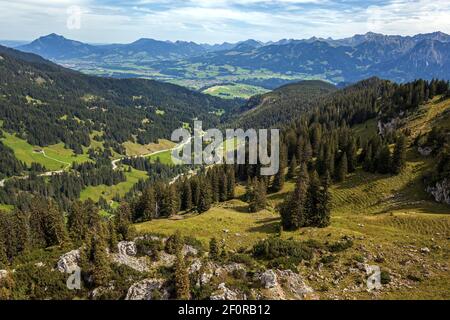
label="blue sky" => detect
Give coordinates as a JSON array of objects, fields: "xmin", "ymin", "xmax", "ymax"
[{"xmin": 0, "ymin": 0, "xmax": 449, "ymax": 43}]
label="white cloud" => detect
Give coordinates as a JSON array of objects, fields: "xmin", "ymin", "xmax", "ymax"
[{"xmin": 0, "ymin": 0, "xmax": 449, "ymax": 43}]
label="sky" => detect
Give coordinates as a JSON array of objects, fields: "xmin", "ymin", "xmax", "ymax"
[{"xmin": 0, "ymin": 0, "xmax": 449, "ymax": 44}]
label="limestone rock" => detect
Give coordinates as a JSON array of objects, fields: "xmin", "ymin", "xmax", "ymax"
[
  {"xmin": 427, "ymin": 179, "xmax": 450, "ymax": 205},
  {"xmin": 117, "ymin": 241, "xmax": 137, "ymax": 256},
  {"xmin": 56, "ymin": 249, "xmax": 80, "ymax": 273},
  {"xmin": 210, "ymin": 283, "xmax": 245, "ymax": 300},
  {"xmin": 126, "ymin": 279, "xmax": 170, "ymax": 300},
  {"xmin": 260, "ymin": 269, "xmax": 277, "ymax": 289},
  {"xmin": 189, "ymin": 258, "xmax": 202, "ymax": 274},
  {"xmin": 111, "ymin": 241, "xmax": 149, "ymax": 272}
]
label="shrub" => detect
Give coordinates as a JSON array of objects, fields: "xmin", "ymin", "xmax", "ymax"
[
  {"xmin": 380, "ymin": 270, "xmax": 391, "ymax": 285},
  {"xmin": 252, "ymin": 238, "xmax": 313, "ymax": 262},
  {"xmin": 135, "ymin": 238, "xmax": 164, "ymax": 259},
  {"xmin": 327, "ymin": 238, "xmax": 353, "ymax": 253}
]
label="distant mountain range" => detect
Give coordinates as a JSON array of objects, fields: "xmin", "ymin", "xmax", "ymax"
[{"xmin": 10, "ymin": 31, "xmax": 450, "ymax": 85}]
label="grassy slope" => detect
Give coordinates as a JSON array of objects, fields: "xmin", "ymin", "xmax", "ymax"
[
  {"xmin": 202, "ymin": 84, "xmax": 270, "ymax": 99},
  {"xmin": 123, "ymin": 139, "xmax": 175, "ymax": 157},
  {"xmin": 79, "ymin": 166, "xmax": 148, "ymax": 202},
  {"xmin": 135, "ymin": 98, "xmax": 450, "ymax": 299},
  {"xmin": 1, "ymin": 132, "xmax": 91, "ymax": 171}
]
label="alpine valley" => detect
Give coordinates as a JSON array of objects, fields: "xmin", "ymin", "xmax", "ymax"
[{"xmin": 0, "ymin": 30, "xmax": 449, "ymax": 301}]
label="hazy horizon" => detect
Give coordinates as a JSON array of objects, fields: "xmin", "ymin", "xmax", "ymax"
[{"xmin": 1, "ymin": 0, "xmax": 449, "ymax": 44}]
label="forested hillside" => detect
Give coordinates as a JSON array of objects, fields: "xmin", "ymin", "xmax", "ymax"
[
  {"xmin": 224, "ymin": 80, "xmax": 337, "ymax": 129},
  {"xmin": 0, "ymin": 45, "xmax": 238, "ymax": 153}
]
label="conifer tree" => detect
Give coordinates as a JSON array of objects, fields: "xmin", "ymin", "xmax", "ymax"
[
  {"xmin": 337, "ymin": 152, "xmax": 348, "ymax": 182},
  {"xmin": 198, "ymin": 178, "xmax": 212, "ymax": 213},
  {"xmin": 181, "ymin": 180, "xmax": 193, "ymax": 211},
  {"xmin": 287, "ymin": 155, "xmax": 297, "ymax": 180},
  {"xmin": 142, "ymin": 187, "xmax": 157, "ymax": 221},
  {"xmin": 68, "ymin": 201, "xmax": 87, "ymax": 244},
  {"xmin": 315, "ymin": 171, "xmax": 331, "ymax": 227},
  {"xmin": 279, "ymin": 163, "xmax": 309, "ymax": 230},
  {"xmin": 376, "ymin": 144, "xmax": 392, "ymax": 174},
  {"xmin": 209, "ymin": 237, "xmax": 220, "ymax": 261},
  {"xmin": 226, "ymin": 167, "xmax": 236, "ymax": 200},
  {"xmin": 174, "ymin": 246, "xmax": 190, "ymax": 300},
  {"xmin": 272, "ymin": 145, "xmax": 287, "ymax": 192},
  {"xmin": 87, "ymin": 226, "xmax": 111, "ymax": 287},
  {"xmin": 115, "ymin": 202, "xmax": 132, "ymax": 241},
  {"xmin": 248, "ymin": 178, "xmax": 267, "ymax": 213},
  {"xmin": 392, "ymin": 134, "xmax": 407, "ymax": 174}
]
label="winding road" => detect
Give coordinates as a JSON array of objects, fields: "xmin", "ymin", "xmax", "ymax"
[{"xmin": 0, "ymin": 136, "xmax": 195, "ymax": 187}]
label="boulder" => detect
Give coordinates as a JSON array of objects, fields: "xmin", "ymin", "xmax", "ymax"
[
  {"xmin": 210, "ymin": 283, "xmax": 245, "ymax": 300},
  {"xmin": 427, "ymin": 179, "xmax": 450, "ymax": 205},
  {"xmin": 112, "ymin": 241, "xmax": 149, "ymax": 272},
  {"xmin": 182, "ymin": 245, "xmax": 198, "ymax": 257},
  {"xmin": 117, "ymin": 241, "xmax": 137, "ymax": 256},
  {"xmin": 277, "ymin": 270, "xmax": 314, "ymax": 299},
  {"xmin": 189, "ymin": 259, "xmax": 202, "ymax": 274},
  {"xmin": 260, "ymin": 269, "xmax": 277, "ymax": 289},
  {"xmin": 126, "ymin": 279, "xmax": 170, "ymax": 300},
  {"xmin": 0, "ymin": 269, "xmax": 8, "ymax": 280},
  {"xmin": 56, "ymin": 249, "xmax": 80, "ymax": 273},
  {"xmin": 418, "ymin": 146, "xmax": 433, "ymax": 156}
]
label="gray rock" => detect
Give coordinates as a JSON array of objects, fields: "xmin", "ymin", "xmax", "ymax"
[
  {"xmin": 126, "ymin": 279, "xmax": 170, "ymax": 300},
  {"xmin": 0, "ymin": 269, "xmax": 8, "ymax": 280},
  {"xmin": 421, "ymin": 247, "xmax": 431, "ymax": 254},
  {"xmin": 189, "ymin": 259, "xmax": 202, "ymax": 274},
  {"xmin": 117, "ymin": 241, "xmax": 137, "ymax": 256},
  {"xmin": 210, "ymin": 283, "xmax": 244, "ymax": 300},
  {"xmin": 260, "ymin": 269, "xmax": 277, "ymax": 289},
  {"xmin": 427, "ymin": 179, "xmax": 450, "ymax": 205},
  {"xmin": 56, "ymin": 249, "xmax": 80, "ymax": 273}
]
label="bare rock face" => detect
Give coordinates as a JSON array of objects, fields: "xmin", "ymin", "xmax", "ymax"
[
  {"xmin": 111, "ymin": 241, "xmax": 149, "ymax": 272},
  {"xmin": 210, "ymin": 283, "xmax": 246, "ymax": 300},
  {"xmin": 427, "ymin": 179, "xmax": 450, "ymax": 204},
  {"xmin": 56, "ymin": 249, "xmax": 80, "ymax": 273},
  {"xmin": 257, "ymin": 269, "xmax": 314, "ymax": 300},
  {"xmin": 260, "ymin": 269, "xmax": 277, "ymax": 289},
  {"xmin": 182, "ymin": 245, "xmax": 198, "ymax": 257},
  {"xmin": 189, "ymin": 259, "xmax": 202, "ymax": 274},
  {"xmin": 117, "ymin": 241, "xmax": 137, "ymax": 256},
  {"xmin": 278, "ymin": 270, "xmax": 314, "ymax": 299},
  {"xmin": 378, "ymin": 119, "xmax": 399, "ymax": 136},
  {"xmin": 0, "ymin": 269, "xmax": 8, "ymax": 280},
  {"xmin": 418, "ymin": 146, "xmax": 433, "ymax": 156},
  {"xmin": 125, "ymin": 279, "xmax": 170, "ymax": 300}
]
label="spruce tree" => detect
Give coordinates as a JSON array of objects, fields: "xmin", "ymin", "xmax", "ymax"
[
  {"xmin": 392, "ymin": 134, "xmax": 407, "ymax": 174},
  {"xmin": 197, "ymin": 178, "xmax": 212, "ymax": 213},
  {"xmin": 376, "ymin": 144, "xmax": 392, "ymax": 174},
  {"xmin": 142, "ymin": 187, "xmax": 157, "ymax": 221},
  {"xmin": 337, "ymin": 152, "xmax": 348, "ymax": 182},
  {"xmin": 287, "ymin": 155, "xmax": 298, "ymax": 180},
  {"xmin": 181, "ymin": 180, "xmax": 193, "ymax": 211},
  {"xmin": 279, "ymin": 163, "xmax": 309, "ymax": 230},
  {"xmin": 315, "ymin": 171, "xmax": 331, "ymax": 228},
  {"xmin": 68, "ymin": 201, "xmax": 87, "ymax": 244},
  {"xmin": 272, "ymin": 144, "xmax": 286, "ymax": 192},
  {"xmin": 226, "ymin": 167, "xmax": 236, "ymax": 200},
  {"xmin": 88, "ymin": 227, "xmax": 111, "ymax": 287},
  {"xmin": 115, "ymin": 202, "xmax": 132, "ymax": 241},
  {"xmin": 209, "ymin": 237, "xmax": 220, "ymax": 260},
  {"xmin": 248, "ymin": 178, "xmax": 267, "ymax": 213},
  {"xmin": 174, "ymin": 246, "xmax": 190, "ymax": 300}
]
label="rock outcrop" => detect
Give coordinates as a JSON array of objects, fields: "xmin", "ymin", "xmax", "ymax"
[
  {"xmin": 56, "ymin": 249, "xmax": 80, "ymax": 273},
  {"xmin": 427, "ymin": 179, "xmax": 450, "ymax": 204},
  {"xmin": 111, "ymin": 241, "xmax": 150, "ymax": 273},
  {"xmin": 125, "ymin": 279, "xmax": 170, "ymax": 300},
  {"xmin": 210, "ymin": 283, "xmax": 246, "ymax": 300}
]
